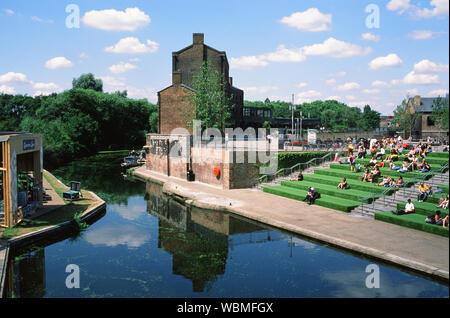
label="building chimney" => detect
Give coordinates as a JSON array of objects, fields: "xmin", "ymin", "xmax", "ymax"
[
  {"xmin": 193, "ymin": 33, "xmax": 204, "ymax": 45},
  {"xmin": 173, "ymin": 71, "xmax": 182, "ymax": 85},
  {"xmin": 228, "ymin": 77, "xmax": 233, "ymax": 86},
  {"xmin": 414, "ymin": 95, "xmax": 421, "ymax": 106}
]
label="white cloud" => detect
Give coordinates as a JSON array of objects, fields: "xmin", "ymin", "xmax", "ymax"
[
  {"xmin": 243, "ymin": 86, "xmax": 279, "ymax": 94},
  {"xmin": 230, "ymin": 55, "xmax": 269, "ymax": 70},
  {"xmin": 45, "ymin": 57, "xmax": 74, "ymax": 69},
  {"xmin": 345, "ymin": 95, "xmax": 357, "ymax": 101},
  {"xmin": 4, "ymin": 9, "xmax": 14, "ymax": 15},
  {"xmin": 295, "ymin": 82, "xmax": 308, "ymax": 88},
  {"xmin": 126, "ymin": 86, "xmax": 157, "ymax": 102},
  {"xmin": 0, "ymin": 72, "xmax": 29, "ymax": 84},
  {"xmin": 32, "ymin": 82, "xmax": 62, "ymax": 91},
  {"xmin": 363, "ymin": 89, "xmax": 381, "ymax": 94},
  {"xmin": 0, "ymin": 85, "xmax": 15, "ymax": 94},
  {"xmin": 408, "ymin": 30, "xmax": 444, "ymax": 39},
  {"xmin": 99, "ymin": 76, "xmax": 126, "ymax": 87},
  {"xmin": 85, "ymin": 224, "xmax": 150, "ymax": 249},
  {"xmin": 302, "ymin": 38, "xmax": 372, "ymax": 58},
  {"xmin": 393, "ymin": 71, "xmax": 440, "ymax": 85},
  {"xmin": 104, "ymin": 37, "xmax": 159, "ymax": 54},
  {"xmin": 361, "ymin": 32, "xmax": 380, "ymax": 42},
  {"xmin": 109, "ymin": 61, "xmax": 138, "ymax": 74},
  {"xmin": 413, "ymin": 59, "xmax": 449, "ymax": 73},
  {"xmin": 325, "ymin": 79, "xmax": 337, "ymax": 85},
  {"xmin": 280, "ymin": 8, "xmax": 332, "ymax": 32},
  {"xmin": 326, "ymin": 95, "xmax": 342, "ymax": 101},
  {"xmin": 386, "ymin": 0, "xmax": 411, "ymax": 13},
  {"xmin": 31, "ymin": 16, "xmax": 53, "ymax": 23},
  {"xmin": 415, "ymin": 0, "xmax": 449, "ymax": 18},
  {"xmin": 372, "ymin": 80, "xmax": 391, "ymax": 88},
  {"xmin": 262, "ymin": 45, "xmax": 306, "ymax": 63},
  {"xmin": 296, "ymin": 90, "xmax": 322, "ymax": 103},
  {"xmin": 369, "ymin": 53, "xmax": 403, "ymax": 70},
  {"xmin": 426, "ymin": 89, "xmax": 449, "ymax": 96},
  {"xmin": 348, "ymin": 100, "xmax": 374, "ymax": 107},
  {"xmin": 82, "ymin": 7, "xmax": 150, "ymax": 31},
  {"xmin": 129, "ymin": 57, "xmax": 141, "ymax": 63},
  {"xmin": 329, "ymin": 71, "xmax": 346, "ymax": 77},
  {"xmin": 334, "ymin": 82, "xmax": 360, "ymax": 91},
  {"xmin": 79, "ymin": 52, "xmax": 88, "ymax": 58}
]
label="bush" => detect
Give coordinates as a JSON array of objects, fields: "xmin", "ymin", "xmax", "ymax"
[{"xmin": 277, "ymin": 151, "xmax": 340, "ymax": 169}]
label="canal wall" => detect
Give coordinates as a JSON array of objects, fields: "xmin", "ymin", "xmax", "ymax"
[{"xmin": 132, "ymin": 166, "xmax": 449, "ymax": 283}]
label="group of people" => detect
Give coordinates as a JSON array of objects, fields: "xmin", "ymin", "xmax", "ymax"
[{"xmin": 394, "ymin": 198, "xmax": 449, "ymax": 229}]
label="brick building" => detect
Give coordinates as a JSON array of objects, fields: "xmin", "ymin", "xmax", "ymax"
[{"xmin": 158, "ymin": 33, "xmax": 244, "ymax": 134}]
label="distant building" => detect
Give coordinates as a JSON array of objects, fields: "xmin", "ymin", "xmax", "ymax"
[{"xmin": 407, "ymin": 94, "xmax": 449, "ymax": 139}]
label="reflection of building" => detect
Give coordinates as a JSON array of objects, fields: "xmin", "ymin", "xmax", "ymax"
[
  {"xmin": 1, "ymin": 133, "xmax": 43, "ymax": 228},
  {"xmin": 6, "ymin": 248, "xmax": 46, "ymax": 298},
  {"xmin": 407, "ymin": 95, "xmax": 449, "ymax": 139},
  {"xmin": 145, "ymin": 182, "xmax": 270, "ymax": 292}
]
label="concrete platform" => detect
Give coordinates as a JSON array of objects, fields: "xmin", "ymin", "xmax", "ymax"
[{"xmin": 133, "ymin": 166, "xmax": 449, "ymax": 283}]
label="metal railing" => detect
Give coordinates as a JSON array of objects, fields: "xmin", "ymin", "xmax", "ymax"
[
  {"xmin": 258, "ymin": 151, "xmax": 342, "ymax": 184},
  {"xmin": 358, "ymin": 162, "xmax": 449, "ymax": 213}
]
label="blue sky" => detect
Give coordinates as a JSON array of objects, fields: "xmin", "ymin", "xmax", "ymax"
[{"xmin": 0, "ymin": 0, "xmax": 448, "ymax": 114}]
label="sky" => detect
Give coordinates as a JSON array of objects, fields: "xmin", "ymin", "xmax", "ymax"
[{"xmin": 0, "ymin": 0, "xmax": 448, "ymax": 115}]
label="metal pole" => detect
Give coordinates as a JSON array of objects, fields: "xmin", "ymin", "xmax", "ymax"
[
  {"xmin": 291, "ymin": 94, "xmax": 294, "ymax": 138},
  {"xmin": 300, "ymin": 111, "xmax": 303, "ymax": 140}
]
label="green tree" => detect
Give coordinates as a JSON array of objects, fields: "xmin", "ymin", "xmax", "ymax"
[
  {"xmin": 430, "ymin": 96, "xmax": 449, "ymax": 140},
  {"xmin": 360, "ymin": 105, "xmax": 380, "ymax": 131},
  {"xmin": 188, "ymin": 60, "xmax": 233, "ymax": 132},
  {"xmin": 72, "ymin": 73, "xmax": 103, "ymax": 92},
  {"xmin": 392, "ymin": 98, "xmax": 420, "ymax": 138}
]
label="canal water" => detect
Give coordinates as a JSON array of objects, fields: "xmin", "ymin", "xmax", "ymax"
[{"xmin": 4, "ymin": 153, "xmax": 449, "ymax": 298}]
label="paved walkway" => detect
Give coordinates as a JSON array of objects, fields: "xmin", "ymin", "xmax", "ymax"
[{"xmin": 133, "ymin": 166, "xmax": 449, "ymax": 282}]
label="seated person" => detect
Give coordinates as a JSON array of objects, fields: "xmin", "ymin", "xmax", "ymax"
[
  {"xmin": 394, "ymin": 199, "xmax": 415, "ymax": 215},
  {"xmin": 369, "ymin": 145, "xmax": 377, "ymax": 157},
  {"xmin": 370, "ymin": 166, "xmax": 381, "ymax": 183},
  {"xmin": 394, "ymin": 176, "xmax": 404, "ymax": 188},
  {"xmin": 424, "ymin": 144, "xmax": 432, "ymax": 155},
  {"xmin": 427, "ymin": 211, "xmax": 443, "ymax": 225},
  {"xmin": 418, "ymin": 161, "xmax": 430, "ymax": 172},
  {"xmin": 386, "ymin": 148, "xmax": 399, "ymax": 161},
  {"xmin": 361, "ymin": 168, "xmax": 371, "ymax": 182},
  {"xmin": 442, "ymin": 215, "xmax": 449, "ymax": 229},
  {"xmin": 368, "ymin": 156, "xmax": 377, "ymax": 167},
  {"xmin": 357, "ymin": 146, "xmax": 366, "ymax": 159},
  {"xmin": 292, "ymin": 171, "xmax": 304, "ymax": 181},
  {"xmin": 387, "ymin": 177, "xmax": 395, "ymax": 187},
  {"xmin": 390, "ymin": 159, "xmax": 400, "ymax": 171},
  {"xmin": 375, "ymin": 147, "xmax": 385, "ymax": 160},
  {"xmin": 399, "ymin": 160, "xmax": 409, "ymax": 173},
  {"xmin": 437, "ymin": 194, "xmax": 449, "ymax": 209},
  {"xmin": 305, "ymin": 187, "xmax": 320, "ymax": 205},
  {"xmin": 377, "ymin": 175, "xmax": 389, "ymax": 187},
  {"xmin": 418, "ymin": 182, "xmax": 431, "ymax": 202},
  {"xmin": 337, "ymin": 177, "xmax": 350, "ymax": 190},
  {"xmin": 378, "ymin": 160, "xmax": 385, "ymax": 168}
]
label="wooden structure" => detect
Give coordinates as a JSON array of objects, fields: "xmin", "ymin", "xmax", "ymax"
[{"xmin": 0, "ymin": 133, "xmax": 43, "ymax": 228}]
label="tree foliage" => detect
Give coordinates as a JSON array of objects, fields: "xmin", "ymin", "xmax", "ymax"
[
  {"xmin": 430, "ymin": 96, "xmax": 449, "ymax": 131},
  {"xmin": 244, "ymin": 99, "xmax": 380, "ymax": 131},
  {"xmin": 392, "ymin": 98, "xmax": 420, "ymax": 138},
  {"xmin": 72, "ymin": 73, "xmax": 103, "ymax": 92},
  {"xmin": 1, "ymin": 74, "xmax": 158, "ymax": 168},
  {"xmin": 188, "ymin": 60, "xmax": 233, "ymax": 132}
]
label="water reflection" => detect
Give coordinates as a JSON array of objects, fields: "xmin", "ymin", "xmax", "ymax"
[{"xmin": 84, "ymin": 224, "xmax": 151, "ymax": 249}]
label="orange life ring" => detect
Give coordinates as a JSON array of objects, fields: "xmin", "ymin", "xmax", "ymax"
[{"xmin": 213, "ymin": 166, "xmax": 221, "ymax": 177}]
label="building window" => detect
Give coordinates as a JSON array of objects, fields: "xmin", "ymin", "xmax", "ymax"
[
  {"xmin": 243, "ymin": 108, "xmax": 250, "ymax": 117},
  {"xmin": 257, "ymin": 109, "xmax": 263, "ymax": 117},
  {"xmin": 426, "ymin": 116, "xmax": 435, "ymax": 126}
]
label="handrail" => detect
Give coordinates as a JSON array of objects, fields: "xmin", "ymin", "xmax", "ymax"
[
  {"xmin": 358, "ymin": 161, "xmax": 449, "ymax": 205},
  {"xmin": 258, "ymin": 150, "xmax": 342, "ymax": 183}
]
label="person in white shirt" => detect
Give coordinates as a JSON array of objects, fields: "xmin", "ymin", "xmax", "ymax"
[{"xmin": 405, "ymin": 199, "xmax": 415, "ymax": 214}]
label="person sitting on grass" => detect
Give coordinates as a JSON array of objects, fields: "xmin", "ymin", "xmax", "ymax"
[
  {"xmin": 305, "ymin": 187, "xmax": 320, "ymax": 205},
  {"xmin": 357, "ymin": 145, "xmax": 366, "ymax": 159},
  {"xmin": 417, "ymin": 159, "xmax": 431, "ymax": 173},
  {"xmin": 361, "ymin": 168, "xmax": 371, "ymax": 182},
  {"xmin": 369, "ymin": 156, "xmax": 377, "ymax": 167},
  {"xmin": 377, "ymin": 175, "xmax": 389, "ymax": 187},
  {"xmin": 337, "ymin": 177, "xmax": 350, "ymax": 190},
  {"xmin": 424, "ymin": 144, "xmax": 433, "ymax": 156},
  {"xmin": 390, "ymin": 159, "xmax": 400, "ymax": 171},
  {"xmin": 370, "ymin": 166, "xmax": 381, "ymax": 183},
  {"xmin": 418, "ymin": 182, "xmax": 431, "ymax": 202},
  {"xmin": 369, "ymin": 145, "xmax": 377, "ymax": 157},
  {"xmin": 442, "ymin": 215, "xmax": 449, "ymax": 229},
  {"xmin": 437, "ymin": 194, "xmax": 449, "ymax": 209},
  {"xmin": 375, "ymin": 147, "xmax": 385, "ymax": 160},
  {"xmin": 395, "ymin": 176, "xmax": 404, "ymax": 188},
  {"xmin": 394, "ymin": 199, "xmax": 415, "ymax": 215},
  {"xmin": 426, "ymin": 211, "xmax": 443, "ymax": 225},
  {"xmin": 387, "ymin": 177, "xmax": 395, "ymax": 187},
  {"xmin": 378, "ymin": 159, "xmax": 385, "ymax": 168},
  {"xmin": 399, "ymin": 160, "xmax": 409, "ymax": 173},
  {"xmin": 292, "ymin": 170, "xmax": 303, "ymax": 181}
]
